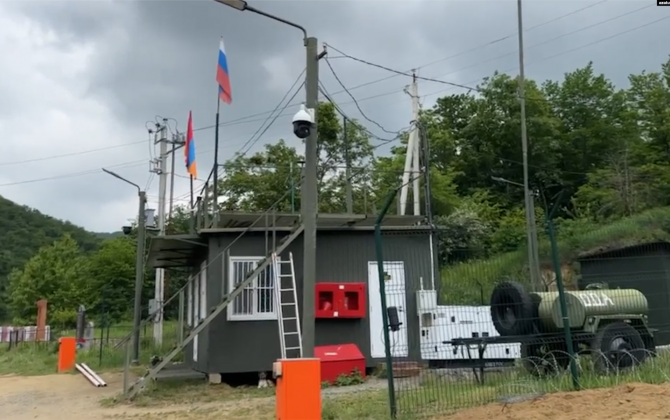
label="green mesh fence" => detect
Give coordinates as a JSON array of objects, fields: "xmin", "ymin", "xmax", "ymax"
[{"xmin": 374, "ymin": 188, "xmax": 670, "ymax": 419}]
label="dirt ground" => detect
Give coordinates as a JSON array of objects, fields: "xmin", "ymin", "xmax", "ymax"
[
  {"xmin": 3, "ymin": 373, "xmax": 670, "ymax": 420},
  {"xmin": 439, "ymin": 382, "xmax": 670, "ymax": 420},
  {"xmin": 0, "ymin": 372, "xmax": 276, "ymax": 420}
]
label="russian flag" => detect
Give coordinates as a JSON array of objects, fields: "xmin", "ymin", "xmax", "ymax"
[
  {"xmin": 216, "ymin": 39, "xmax": 232, "ymax": 105},
  {"xmin": 185, "ymin": 111, "xmax": 197, "ymax": 178}
]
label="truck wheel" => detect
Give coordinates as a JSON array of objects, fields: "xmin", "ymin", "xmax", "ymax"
[
  {"xmin": 591, "ymin": 322, "xmax": 647, "ymax": 374},
  {"xmin": 490, "ymin": 281, "xmax": 535, "ymax": 336},
  {"xmin": 521, "ymin": 342, "xmax": 570, "ymax": 376}
]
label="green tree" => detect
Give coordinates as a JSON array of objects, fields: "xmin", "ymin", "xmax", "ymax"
[
  {"xmin": 216, "ymin": 101, "xmax": 374, "ymax": 213},
  {"xmin": 0, "ymin": 196, "xmax": 101, "ymax": 320},
  {"xmin": 627, "ymin": 57, "xmax": 670, "ymax": 163},
  {"xmin": 84, "ymin": 236, "xmax": 137, "ymax": 322},
  {"xmin": 8, "ymin": 234, "xmax": 87, "ymax": 327}
]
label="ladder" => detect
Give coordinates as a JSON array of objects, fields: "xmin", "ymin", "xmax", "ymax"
[{"xmin": 273, "ymin": 252, "xmax": 303, "ymax": 359}]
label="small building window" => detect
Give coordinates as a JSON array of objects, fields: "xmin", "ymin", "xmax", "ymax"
[{"xmin": 227, "ymin": 256, "xmax": 277, "ymax": 321}]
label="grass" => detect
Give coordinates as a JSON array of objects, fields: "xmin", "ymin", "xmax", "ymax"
[
  {"xmin": 441, "ymin": 207, "xmax": 670, "ymax": 305},
  {"xmin": 0, "ymin": 321, "xmax": 183, "ymax": 376},
  {"xmin": 94, "ymin": 349, "xmax": 670, "ymax": 420}
]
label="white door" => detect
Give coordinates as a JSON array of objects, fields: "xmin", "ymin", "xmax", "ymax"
[{"xmin": 368, "ymin": 261, "xmax": 409, "ymax": 358}]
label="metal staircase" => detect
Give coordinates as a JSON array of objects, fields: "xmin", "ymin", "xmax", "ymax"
[
  {"xmin": 272, "ymin": 252, "xmax": 303, "ymax": 359},
  {"xmin": 125, "ymin": 223, "xmax": 305, "ymax": 399}
]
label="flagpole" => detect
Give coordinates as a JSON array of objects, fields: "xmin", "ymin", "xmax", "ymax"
[
  {"xmin": 213, "ymin": 98, "xmax": 220, "ymax": 225},
  {"xmin": 189, "ymin": 174, "xmax": 195, "ymax": 209}
]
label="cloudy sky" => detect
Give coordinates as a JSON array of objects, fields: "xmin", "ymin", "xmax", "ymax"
[{"xmin": 0, "ymin": 0, "xmax": 666, "ymax": 232}]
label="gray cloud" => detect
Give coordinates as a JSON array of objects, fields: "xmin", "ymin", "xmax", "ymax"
[{"xmin": 0, "ymin": 0, "xmax": 666, "ymax": 231}]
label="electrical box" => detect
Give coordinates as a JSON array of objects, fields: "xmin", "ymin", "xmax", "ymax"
[
  {"xmin": 315, "ymin": 283, "xmax": 366, "ymax": 319},
  {"xmin": 416, "ymin": 290, "xmax": 438, "ymax": 314}
]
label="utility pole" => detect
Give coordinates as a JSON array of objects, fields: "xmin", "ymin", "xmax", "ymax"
[
  {"xmin": 102, "ymin": 168, "xmax": 146, "ymax": 365},
  {"xmin": 399, "ymin": 73, "xmax": 421, "ymax": 216},
  {"xmin": 151, "ymin": 120, "xmax": 169, "ymax": 345},
  {"xmin": 410, "ymin": 73, "xmax": 421, "ymax": 216},
  {"xmin": 168, "ymin": 132, "xmax": 186, "ymax": 223},
  {"xmin": 517, "ymin": 0, "xmax": 542, "ymax": 292},
  {"xmin": 343, "ymin": 116, "xmax": 353, "ymax": 213},
  {"xmin": 133, "ymin": 191, "xmax": 147, "ymax": 364},
  {"xmin": 302, "ymin": 36, "xmax": 320, "ymax": 358}
]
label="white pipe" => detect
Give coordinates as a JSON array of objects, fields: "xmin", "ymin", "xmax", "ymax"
[
  {"xmin": 81, "ymin": 363, "xmax": 107, "ymax": 387},
  {"xmin": 76, "ymin": 363, "xmax": 102, "ymax": 387}
]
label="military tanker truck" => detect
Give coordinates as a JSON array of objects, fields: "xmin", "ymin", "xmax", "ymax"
[{"xmin": 489, "ymin": 281, "xmax": 655, "ymax": 375}]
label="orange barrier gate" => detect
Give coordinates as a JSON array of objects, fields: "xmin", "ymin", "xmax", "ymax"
[
  {"xmin": 274, "ymin": 358, "xmax": 321, "ymax": 420},
  {"xmin": 58, "ymin": 337, "xmax": 77, "ymax": 373}
]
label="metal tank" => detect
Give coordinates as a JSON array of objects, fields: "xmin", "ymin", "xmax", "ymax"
[{"xmin": 532, "ymin": 289, "xmax": 648, "ymax": 331}]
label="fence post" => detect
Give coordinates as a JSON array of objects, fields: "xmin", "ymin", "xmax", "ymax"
[
  {"xmin": 374, "ymin": 189, "xmax": 399, "ymax": 419},
  {"xmin": 545, "ymin": 195, "xmax": 580, "ymax": 389}
]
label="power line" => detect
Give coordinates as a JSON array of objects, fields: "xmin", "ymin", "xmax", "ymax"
[
  {"xmin": 236, "ymin": 68, "xmax": 306, "ymax": 157},
  {"xmin": 189, "ymin": 2, "xmax": 612, "ymax": 137},
  {"xmin": 0, "ymin": 159, "xmax": 148, "ymax": 187},
  {"xmin": 3, "ymin": 1, "xmax": 614, "ymax": 170},
  {"xmin": 413, "ymin": 13, "xmax": 670, "ymax": 102},
  {"xmin": 7, "ymin": 9, "xmax": 663, "ymax": 191},
  {"xmin": 323, "ymin": 58, "xmax": 401, "ymax": 135},
  {"xmin": 215, "ymin": 3, "xmax": 658, "ymax": 132},
  {"xmin": 421, "ymin": 2, "xmax": 654, "ymax": 84},
  {"xmin": 0, "ymin": 140, "xmax": 147, "ymax": 167},
  {"xmin": 318, "ymin": 82, "xmax": 407, "ymax": 148},
  {"xmin": 324, "ymin": 3, "xmax": 654, "ymax": 96}
]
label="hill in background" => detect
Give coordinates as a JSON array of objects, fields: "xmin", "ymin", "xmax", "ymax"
[
  {"xmin": 94, "ymin": 231, "xmax": 124, "ymax": 239},
  {"xmin": 0, "ymin": 195, "xmax": 106, "ymax": 319}
]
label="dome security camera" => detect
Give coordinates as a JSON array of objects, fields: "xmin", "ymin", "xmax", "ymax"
[
  {"xmin": 292, "ymin": 104, "xmax": 315, "ymax": 139},
  {"xmin": 122, "ymin": 226, "xmax": 132, "ymax": 235}
]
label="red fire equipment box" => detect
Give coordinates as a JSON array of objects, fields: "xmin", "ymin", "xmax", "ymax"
[
  {"xmin": 315, "ymin": 283, "xmax": 366, "ymax": 318},
  {"xmin": 315, "ymin": 344, "xmax": 366, "ymax": 384}
]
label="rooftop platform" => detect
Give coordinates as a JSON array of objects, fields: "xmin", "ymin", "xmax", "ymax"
[
  {"xmin": 199, "ymin": 212, "xmax": 426, "ymax": 233},
  {"xmin": 147, "ymin": 234, "xmax": 207, "ymax": 269}
]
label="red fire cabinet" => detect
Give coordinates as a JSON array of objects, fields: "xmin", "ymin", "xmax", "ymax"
[
  {"xmin": 315, "ymin": 343, "xmax": 366, "ymax": 384},
  {"xmin": 315, "ymin": 283, "xmax": 366, "ymax": 318}
]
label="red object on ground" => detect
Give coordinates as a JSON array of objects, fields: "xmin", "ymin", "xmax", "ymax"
[{"xmin": 315, "ymin": 344, "xmax": 366, "ymax": 384}]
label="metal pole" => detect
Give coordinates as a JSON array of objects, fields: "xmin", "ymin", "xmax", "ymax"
[
  {"xmin": 301, "ymin": 36, "xmax": 319, "ymax": 358},
  {"xmin": 213, "ymin": 104, "xmax": 221, "ymax": 227},
  {"xmin": 132, "ymin": 191, "xmax": 147, "ymax": 364},
  {"xmin": 290, "ymin": 161, "xmax": 296, "ymax": 212},
  {"xmin": 410, "ymin": 74, "xmax": 421, "ymax": 216},
  {"xmin": 516, "ymin": 0, "xmax": 540, "ymax": 292},
  {"xmin": 154, "ymin": 123, "xmax": 168, "ymax": 345},
  {"xmin": 168, "ymin": 137, "xmax": 177, "ymax": 225},
  {"xmin": 344, "ymin": 117, "xmax": 353, "ymax": 213}
]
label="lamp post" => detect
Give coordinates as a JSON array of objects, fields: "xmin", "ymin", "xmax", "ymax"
[
  {"xmin": 514, "ymin": 0, "xmax": 542, "ymax": 292},
  {"xmin": 212, "ymin": 0, "xmax": 319, "ymax": 358},
  {"xmin": 491, "ymin": 176, "xmax": 542, "ymax": 291},
  {"xmin": 103, "ymin": 168, "xmax": 147, "ymax": 364}
]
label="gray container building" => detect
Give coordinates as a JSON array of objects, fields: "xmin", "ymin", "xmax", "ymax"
[{"xmin": 147, "ymin": 212, "xmax": 435, "ymax": 377}]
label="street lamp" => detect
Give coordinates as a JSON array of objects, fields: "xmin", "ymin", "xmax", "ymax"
[
  {"xmin": 491, "ymin": 176, "xmax": 542, "ymax": 291},
  {"xmin": 211, "ymin": 0, "xmax": 319, "ymax": 358},
  {"xmin": 103, "ymin": 168, "xmax": 147, "ymax": 364}
]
